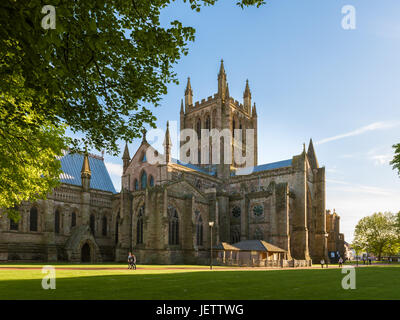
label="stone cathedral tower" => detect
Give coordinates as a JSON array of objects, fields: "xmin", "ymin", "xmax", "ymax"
[{"xmin": 180, "ymin": 60, "xmax": 258, "ymax": 180}]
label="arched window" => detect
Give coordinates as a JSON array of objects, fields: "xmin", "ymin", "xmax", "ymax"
[
  {"xmin": 29, "ymin": 207, "xmax": 38, "ymax": 232},
  {"xmin": 141, "ymin": 171, "xmax": 147, "ymax": 189},
  {"xmin": 54, "ymin": 209, "xmax": 60, "ymax": 234},
  {"xmin": 168, "ymin": 206, "xmax": 179, "ymax": 245},
  {"xmin": 196, "ymin": 119, "xmax": 201, "ymax": 139},
  {"xmin": 149, "ymin": 175, "xmax": 154, "ymax": 187},
  {"xmin": 137, "ymin": 206, "xmax": 144, "ymax": 244},
  {"xmin": 90, "ymin": 214, "xmax": 95, "ymax": 235},
  {"xmin": 196, "ymin": 215, "xmax": 203, "ymax": 246},
  {"xmin": 71, "ymin": 212, "xmax": 76, "ymax": 228},
  {"xmin": 134, "ymin": 179, "xmax": 139, "ymax": 191},
  {"xmin": 205, "ymin": 116, "xmax": 210, "ymax": 130},
  {"xmin": 141, "ymin": 152, "xmax": 147, "ymax": 163},
  {"xmin": 102, "ymin": 216, "xmax": 108, "ymax": 236},
  {"xmin": 231, "ymin": 229, "xmax": 240, "ymax": 244}
]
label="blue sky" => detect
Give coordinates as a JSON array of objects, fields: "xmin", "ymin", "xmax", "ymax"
[{"xmin": 92, "ymin": 0, "xmax": 400, "ymax": 243}]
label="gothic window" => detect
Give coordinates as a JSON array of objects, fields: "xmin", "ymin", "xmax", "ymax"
[
  {"xmin": 196, "ymin": 119, "xmax": 201, "ymax": 140},
  {"xmin": 137, "ymin": 206, "xmax": 144, "ymax": 244},
  {"xmin": 90, "ymin": 214, "xmax": 95, "ymax": 235},
  {"xmin": 71, "ymin": 211, "xmax": 76, "ymax": 228},
  {"xmin": 232, "ymin": 206, "xmax": 241, "ymax": 218},
  {"xmin": 29, "ymin": 207, "xmax": 38, "ymax": 232},
  {"xmin": 141, "ymin": 152, "xmax": 147, "ymax": 162},
  {"xmin": 149, "ymin": 175, "xmax": 154, "ymax": 187},
  {"xmin": 134, "ymin": 179, "xmax": 139, "ymax": 191},
  {"xmin": 168, "ymin": 206, "xmax": 179, "ymax": 245},
  {"xmin": 102, "ymin": 216, "xmax": 107, "ymax": 236},
  {"xmin": 54, "ymin": 209, "xmax": 60, "ymax": 234},
  {"xmin": 205, "ymin": 116, "xmax": 210, "ymax": 130},
  {"xmin": 231, "ymin": 229, "xmax": 240, "ymax": 244},
  {"xmin": 254, "ymin": 228, "xmax": 263, "ymax": 240},
  {"xmin": 253, "ymin": 204, "xmax": 264, "ymax": 217},
  {"xmin": 196, "ymin": 215, "xmax": 204, "ymax": 246},
  {"xmin": 140, "ymin": 171, "xmax": 147, "ymax": 189}
]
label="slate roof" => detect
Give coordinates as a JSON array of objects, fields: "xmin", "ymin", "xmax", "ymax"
[
  {"xmin": 214, "ymin": 242, "xmax": 240, "ymax": 251},
  {"xmin": 233, "ymin": 159, "xmax": 292, "ymax": 176},
  {"xmin": 59, "ymin": 153, "xmax": 116, "ymax": 193},
  {"xmin": 232, "ymin": 240, "xmax": 286, "ymax": 253},
  {"xmin": 172, "ymin": 158, "xmax": 217, "ymax": 176}
]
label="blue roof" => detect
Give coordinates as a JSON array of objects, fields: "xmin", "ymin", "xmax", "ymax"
[
  {"xmin": 172, "ymin": 159, "xmax": 216, "ymax": 176},
  {"xmin": 233, "ymin": 159, "xmax": 292, "ymax": 176},
  {"xmin": 59, "ymin": 153, "xmax": 116, "ymax": 193}
]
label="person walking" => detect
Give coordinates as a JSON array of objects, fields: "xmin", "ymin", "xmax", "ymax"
[
  {"xmin": 338, "ymin": 257, "xmax": 343, "ymax": 268},
  {"xmin": 320, "ymin": 259, "xmax": 325, "ymax": 268},
  {"xmin": 128, "ymin": 252, "xmax": 134, "ymax": 269},
  {"xmin": 131, "ymin": 252, "xmax": 137, "ymax": 270}
]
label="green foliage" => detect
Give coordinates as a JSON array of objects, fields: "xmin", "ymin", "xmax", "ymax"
[
  {"xmin": 391, "ymin": 143, "xmax": 400, "ymax": 177},
  {"xmin": 0, "ymin": 0, "xmax": 265, "ymax": 156},
  {"xmin": 0, "ymin": 71, "xmax": 68, "ymax": 211},
  {"xmin": 0, "ymin": 0, "xmax": 264, "ymax": 211},
  {"xmin": 353, "ymin": 212, "xmax": 399, "ymax": 260}
]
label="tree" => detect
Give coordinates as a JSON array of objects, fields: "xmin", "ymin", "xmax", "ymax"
[
  {"xmin": 353, "ymin": 212, "xmax": 398, "ymax": 260},
  {"xmin": 0, "ymin": 0, "xmax": 265, "ymax": 211},
  {"xmin": 391, "ymin": 143, "xmax": 400, "ymax": 177}
]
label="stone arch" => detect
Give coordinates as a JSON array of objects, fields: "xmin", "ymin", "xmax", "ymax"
[{"xmin": 167, "ymin": 205, "xmax": 180, "ymax": 246}]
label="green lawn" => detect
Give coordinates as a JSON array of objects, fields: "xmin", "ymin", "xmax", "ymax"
[{"xmin": 0, "ymin": 264, "xmax": 399, "ymax": 300}]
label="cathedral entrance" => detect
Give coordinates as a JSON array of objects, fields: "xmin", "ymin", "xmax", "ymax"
[{"xmin": 81, "ymin": 243, "xmax": 91, "ymax": 262}]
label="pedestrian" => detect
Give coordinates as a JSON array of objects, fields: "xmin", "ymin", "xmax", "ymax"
[
  {"xmin": 128, "ymin": 251, "xmax": 134, "ymax": 269},
  {"xmin": 338, "ymin": 257, "xmax": 343, "ymax": 268},
  {"xmin": 131, "ymin": 252, "xmax": 137, "ymax": 270},
  {"xmin": 326, "ymin": 260, "xmax": 329, "ymax": 268},
  {"xmin": 320, "ymin": 259, "xmax": 325, "ymax": 268}
]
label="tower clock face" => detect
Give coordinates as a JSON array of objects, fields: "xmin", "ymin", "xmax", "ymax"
[{"xmin": 232, "ymin": 206, "xmax": 241, "ymax": 218}]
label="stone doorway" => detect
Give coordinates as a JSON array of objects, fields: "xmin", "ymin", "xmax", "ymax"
[{"xmin": 81, "ymin": 243, "xmax": 91, "ymax": 262}]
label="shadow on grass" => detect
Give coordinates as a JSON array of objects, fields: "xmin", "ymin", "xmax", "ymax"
[{"xmin": 0, "ymin": 267, "xmax": 399, "ymax": 300}]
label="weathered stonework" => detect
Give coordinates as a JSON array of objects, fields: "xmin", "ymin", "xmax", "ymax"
[{"xmin": 0, "ymin": 61, "xmax": 344, "ymax": 265}]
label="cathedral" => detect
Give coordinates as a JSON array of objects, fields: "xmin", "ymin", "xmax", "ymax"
[{"xmin": 0, "ymin": 61, "xmax": 343, "ymax": 265}]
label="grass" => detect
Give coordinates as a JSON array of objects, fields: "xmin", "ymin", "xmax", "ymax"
[{"xmin": 0, "ymin": 263, "xmax": 399, "ymax": 300}]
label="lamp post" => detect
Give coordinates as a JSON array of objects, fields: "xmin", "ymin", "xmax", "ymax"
[{"xmin": 209, "ymin": 221, "xmax": 214, "ymax": 270}]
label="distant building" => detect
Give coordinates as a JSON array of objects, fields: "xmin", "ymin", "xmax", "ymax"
[{"xmin": 326, "ymin": 209, "xmax": 345, "ymax": 262}]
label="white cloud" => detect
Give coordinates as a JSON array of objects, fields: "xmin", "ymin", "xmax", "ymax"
[
  {"xmin": 316, "ymin": 121, "xmax": 400, "ymax": 145},
  {"xmin": 327, "ymin": 179, "xmax": 394, "ymax": 196},
  {"xmin": 105, "ymin": 161, "xmax": 123, "ymax": 177}
]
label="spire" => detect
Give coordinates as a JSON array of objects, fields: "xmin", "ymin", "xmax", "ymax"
[
  {"xmin": 244, "ymin": 79, "xmax": 251, "ymax": 98},
  {"xmin": 252, "ymin": 103, "xmax": 257, "ymax": 117},
  {"xmin": 122, "ymin": 141, "xmax": 130, "ymax": 160},
  {"xmin": 163, "ymin": 121, "xmax": 172, "ymax": 163},
  {"xmin": 225, "ymin": 82, "xmax": 230, "ymax": 100},
  {"xmin": 81, "ymin": 149, "xmax": 91, "ymax": 177},
  {"xmin": 307, "ymin": 138, "xmax": 319, "ymax": 169},
  {"xmin": 81, "ymin": 149, "xmax": 91, "ymax": 191},
  {"xmin": 218, "ymin": 59, "xmax": 226, "ymax": 77},
  {"xmin": 244, "ymin": 79, "xmax": 252, "ymax": 112},
  {"xmin": 218, "ymin": 59, "xmax": 227, "ymax": 99},
  {"xmin": 180, "ymin": 99, "xmax": 184, "ymax": 114},
  {"xmin": 185, "ymin": 77, "xmax": 192, "ymax": 95},
  {"xmin": 142, "ymin": 128, "xmax": 147, "ymax": 142},
  {"xmin": 122, "ymin": 141, "xmax": 130, "ymax": 173},
  {"xmin": 184, "ymin": 77, "xmax": 193, "ymax": 107}
]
